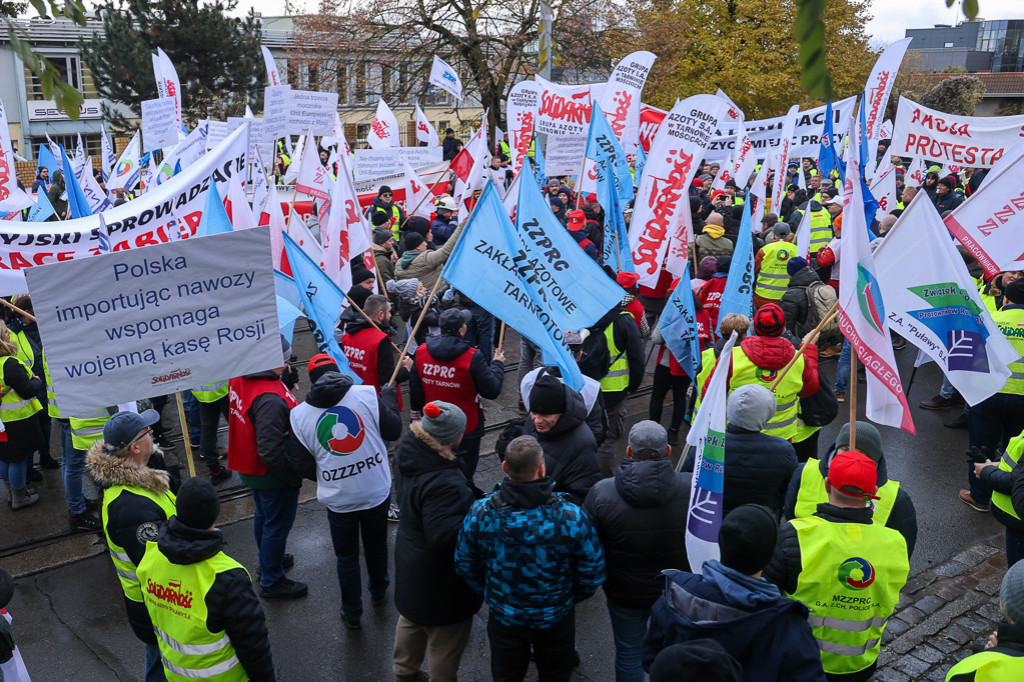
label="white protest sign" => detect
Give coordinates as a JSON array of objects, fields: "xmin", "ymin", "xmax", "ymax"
[
  {"xmin": 288, "ymin": 90, "xmax": 338, "ymax": 136},
  {"xmin": 141, "ymin": 97, "xmax": 180, "ymax": 152},
  {"xmin": 535, "ymin": 76, "xmax": 604, "ymax": 137},
  {"xmin": 263, "ymin": 85, "xmax": 291, "ymax": 139},
  {"xmin": 507, "ymin": 81, "xmax": 539, "ymax": 175},
  {"xmin": 545, "ymin": 135, "xmax": 588, "ymax": 176},
  {"xmin": 890, "ymin": 96, "xmax": 1024, "ymax": 168},
  {"xmin": 27, "ymin": 226, "xmax": 280, "ymax": 414},
  {"xmin": 597, "ymin": 51, "xmax": 656, "ymax": 160},
  {"xmin": 0, "ymin": 124, "xmax": 250, "ymax": 295},
  {"xmin": 353, "ymin": 147, "xmax": 442, "ymax": 181}
]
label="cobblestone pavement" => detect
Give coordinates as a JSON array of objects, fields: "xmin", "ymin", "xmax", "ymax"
[{"xmin": 875, "ymin": 533, "xmax": 1008, "ymax": 681}]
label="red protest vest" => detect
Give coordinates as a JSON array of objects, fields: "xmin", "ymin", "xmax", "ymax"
[
  {"xmin": 342, "ymin": 326, "xmax": 403, "ymax": 410},
  {"xmin": 415, "ymin": 344, "xmax": 480, "ymax": 432},
  {"xmin": 699, "ymin": 277, "xmax": 728, "ymax": 330},
  {"xmin": 227, "ymin": 376, "xmax": 299, "ymax": 476}
]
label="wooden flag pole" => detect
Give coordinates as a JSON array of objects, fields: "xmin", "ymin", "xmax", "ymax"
[
  {"xmin": 344, "ymin": 291, "xmax": 403, "ymax": 354},
  {"xmin": 0, "ymin": 299, "xmax": 35, "ymax": 322},
  {"xmin": 848, "ymin": 354, "xmax": 858, "ymax": 452},
  {"xmin": 397, "ymin": 171, "xmax": 452, "ymax": 232},
  {"xmin": 769, "ymin": 302, "xmax": 840, "ymax": 391},
  {"xmin": 497, "ymin": 321, "xmax": 507, "ymax": 351},
  {"xmin": 387, "ymin": 276, "xmax": 444, "ymax": 387},
  {"xmin": 173, "ymin": 392, "xmax": 197, "ymax": 478}
]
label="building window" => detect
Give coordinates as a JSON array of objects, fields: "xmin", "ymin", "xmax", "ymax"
[
  {"xmin": 423, "ymin": 85, "xmax": 452, "ymax": 107},
  {"xmin": 337, "ymin": 63, "xmax": 348, "ymax": 105},
  {"xmin": 26, "ymin": 54, "xmax": 82, "ymax": 99},
  {"xmin": 354, "ymin": 62, "xmax": 367, "ymax": 104},
  {"xmin": 944, "ymin": 42, "xmax": 954, "ymax": 48},
  {"xmin": 32, "ymin": 134, "xmax": 101, "ymax": 159},
  {"xmin": 356, "ymin": 123, "xmax": 370, "ymax": 148}
]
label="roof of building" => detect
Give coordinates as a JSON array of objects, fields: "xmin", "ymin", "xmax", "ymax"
[{"xmin": 918, "ymin": 71, "xmax": 1024, "ymax": 96}]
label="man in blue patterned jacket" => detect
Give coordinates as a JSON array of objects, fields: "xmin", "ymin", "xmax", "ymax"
[{"xmin": 455, "ymin": 434, "xmax": 605, "ymax": 682}]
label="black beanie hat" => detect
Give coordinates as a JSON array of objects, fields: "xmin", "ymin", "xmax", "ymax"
[
  {"xmin": 347, "ymin": 284, "xmax": 372, "ymax": 309},
  {"xmin": 176, "ymin": 478, "xmax": 220, "ymax": 530},
  {"xmin": 371, "ymin": 211, "xmax": 391, "ymax": 227},
  {"xmin": 405, "ymin": 216, "xmax": 431, "ymax": 236},
  {"xmin": 718, "ymin": 504, "xmax": 778, "ymax": 575},
  {"xmin": 1005, "ymin": 279, "xmax": 1024, "ymax": 305},
  {"xmin": 528, "ymin": 373, "xmax": 567, "ymax": 415},
  {"xmin": 404, "ymin": 232, "xmax": 425, "ymax": 250},
  {"xmin": 372, "ymin": 227, "xmax": 393, "ymax": 245},
  {"xmin": 377, "ymin": 185, "xmax": 393, "ymax": 196},
  {"xmin": 351, "ymin": 264, "xmax": 374, "ymax": 285},
  {"xmin": 715, "ymin": 255, "xmax": 732, "ymax": 274},
  {"xmin": 938, "ymin": 177, "xmax": 955, "ymax": 189},
  {"xmin": 649, "ymin": 640, "xmax": 742, "ymax": 682}
]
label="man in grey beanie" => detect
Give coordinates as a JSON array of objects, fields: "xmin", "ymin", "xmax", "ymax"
[
  {"xmin": 682, "ymin": 384, "xmax": 797, "ymax": 518},
  {"xmin": 946, "ymin": 560, "xmax": 1024, "ymax": 678},
  {"xmin": 391, "ymin": 401, "xmax": 483, "ymax": 682}
]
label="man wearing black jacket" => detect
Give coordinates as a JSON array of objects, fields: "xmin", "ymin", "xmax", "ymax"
[
  {"xmin": 592, "ymin": 304, "xmax": 645, "ymax": 478},
  {"xmin": 136, "ymin": 478, "xmax": 274, "ymax": 681},
  {"xmin": 392, "ymin": 401, "xmax": 483, "ymax": 682},
  {"xmin": 410, "ymin": 309, "xmax": 505, "ymax": 480},
  {"xmin": 584, "ymin": 421, "xmax": 690, "ymax": 682}
]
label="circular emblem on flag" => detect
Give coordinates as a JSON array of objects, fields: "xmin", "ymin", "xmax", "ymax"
[
  {"xmin": 856, "ymin": 264, "xmax": 886, "ymax": 335},
  {"xmin": 315, "ymin": 406, "xmax": 365, "ymax": 456},
  {"xmin": 115, "ymin": 161, "xmax": 131, "ymax": 178},
  {"xmin": 837, "ymin": 557, "xmax": 876, "ymax": 590}
]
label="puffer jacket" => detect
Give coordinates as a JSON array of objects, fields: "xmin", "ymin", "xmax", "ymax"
[
  {"xmin": 393, "ymin": 421, "xmax": 483, "ymax": 626},
  {"xmin": 682, "ymin": 424, "xmax": 798, "ymax": 518},
  {"xmin": 710, "ymin": 335, "xmax": 819, "ymax": 398},
  {"xmin": 521, "ymin": 382, "xmax": 601, "ymax": 505},
  {"xmin": 395, "ymin": 221, "xmax": 466, "ymax": 291},
  {"xmin": 644, "ymin": 562, "xmax": 826, "ymax": 681},
  {"xmin": 784, "ymin": 448, "xmax": 919, "ymax": 556},
  {"xmin": 583, "ymin": 457, "xmax": 691, "ymax": 608},
  {"xmin": 86, "ymin": 443, "xmax": 176, "ymax": 644},
  {"xmin": 779, "ymin": 267, "xmax": 822, "ymax": 335},
  {"xmin": 151, "ymin": 517, "xmax": 275, "ymax": 681},
  {"xmin": 454, "ymin": 477, "xmax": 605, "ymax": 628}
]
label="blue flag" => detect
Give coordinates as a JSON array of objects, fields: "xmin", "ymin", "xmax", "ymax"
[
  {"xmin": 96, "ymin": 213, "xmax": 111, "ymax": 254},
  {"xmin": 818, "ymin": 100, "xmax": 842, "ymax": 182},
  {"xmin": 857, "ymin": 97, "xmax": 880, "ymax": 238},
  {"xmin": 515, "ymin": 164, "xmax": 625, "ymax": 329},
  {"xmin": 27, "ymin": 191, "xmax": 55, "ymax": 222},
  {"xmin": 195, "ymin": 176, "xmax": 233, "ymax": 237},
  {"xmin": 634, "ymin": 143, "xmax": 647, "ymax": 189},
  {"xmin": 586, "ymin": 103, "xmax": 634, "ymax": 205},
  {"xmin": 59, "ymin": 146, "xmax": 92, "ymax": 219},
  {"xmin": 659, "ymin": 278, "xmax": 701, "ymax": 381},
  {"xmin": 281, "ymin": 233, "xmax": 360, "ymax": 382},
  {"xmin": 36, "ymin": 144, "xmax": 59, "ymax": 176},
  {"xmin": 533, "ymin": 139, "xmax": 546, "ymax": 188},
  {"xmin": 594, "ymin": 156, "xmax": 634, "ymax": 273},
  {"xmin": 717, "ymin": 203, "xmax": 755, "ymax": 330},
  {"xmin": 442, "ymin": 181, "xmax": 585, "ymax": 391}
]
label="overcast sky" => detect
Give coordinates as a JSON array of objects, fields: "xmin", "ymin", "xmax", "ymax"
[{"xmin": 233, "ymin": 0, "xmax": 1024, "ymax": 48}]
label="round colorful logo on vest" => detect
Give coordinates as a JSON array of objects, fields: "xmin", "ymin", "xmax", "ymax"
[
  {"xmin": 315, "ymin": 406, "xmax": 365, "ymax": 456},
  {"xmin": 838, "ymin": 557, "xmax": 876, "ymax": 590}
]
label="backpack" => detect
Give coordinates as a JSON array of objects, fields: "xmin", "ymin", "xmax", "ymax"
[
  {"xmin": 577, "ymin": 309, "xmax": 620, "ymax": 380},
  {"xmin": 799, "ymin": 281, "xmax": 838, "ymax": 337},
  {"xmin": 799, "ymin": 363, "xmax": 839, "ymax": 427}
]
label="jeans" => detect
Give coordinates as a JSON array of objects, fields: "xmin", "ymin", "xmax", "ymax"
[
  {"xmin": 180, "ymin": 391, "xmax": 202, "ymax": 443},
  {"xmin": 648, "ymin": 365, "xmax": 690, "ymax": 431},
  {"xmin": 465, "ymin": 305, "xmax": 494, "ymax": 352},
  {"xmin": 488, "ymin": 609, "xmax": 576, "ymax": 682},
  {"xmin": 144, "ymin": 641, "xmax": 167, "ymax": 682},
  {"xmin": 327, "ymin": 499, "xmax": 390, "ymax": 623},
  {"xmin": 606, "ymin": 601, "xmax": 650, "ymax": 682},
  {"xmin": 939, "ymin": 375, "xmax": 955, "ymax": 400},
  {"xmin": 252, "ymin": 487, "xmax": 300, "ymax": 588},
  {"xmin": 517, "ymin": 338, "xmax": 541, "ymax": 389},
  {"xmin": 456, "ymin": 435, "xmax": 482, "ymax": 481},
  {"xmin": 0, "ymin": 459, "xmax": 28, "ymax": 490},
  {"xmin": 835, "ymin": 340, "xmax": 852, "ymax": 394},
  {"xmin": 197, "ymin": 396, "xmax": 229, "ymax": 472},
  {"xmin": 63, "ymin": 441, "xmax": 87, "ymax": 515}
]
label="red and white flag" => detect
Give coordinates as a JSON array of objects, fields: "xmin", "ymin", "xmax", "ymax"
[
  {"xmin": 264, "ymin": 181, "xmax": 287, "ymax": 271},
  {"xmin": 415, "ymin": 104, "xmax": 438, "ymax": 147},
  {"xmin": 368, "ymin": 99, "xmax": 401, "ymax": 150},
  {"xmin": 944, "ymin": 140, "xmax": 1024, "ymax": 277},
  {"xmin": 749, "ymin": 152, "xmax": 772, "ymax": 229},
  {"xmin": 905, "ymin": 157, "xmax": 925, "ymax": 187},
  {"xmin": 402, "ymin": 159, "xmax": 432, "ymax": 219},
  {"xmin": 452, "ymin": 127, "xmax": 488, "ymax": 221},
  {"xmin": 295, "ymin": 139, "xmax": 331, "ymax": 202},
  {"xmin": 837, "ymin": 130, "xmax": 915, "ymax": 433},
  {"xmin": 732, "ymin": 121, "xmax": 757, "ymax": 191},
  {"xmin": 261, "ymin": 46, "xmax": 282, "ymax": 87},
  {"xmin": 711, "ymin": 153, "xmax": 733, "ymax": 193},
  {"xmin": 771, "ymin": 105, "xmax": 800, "ymax": 208},
  {"xmin": 323, "ymin": 150, "xmax": 374, "ymax": 292}
]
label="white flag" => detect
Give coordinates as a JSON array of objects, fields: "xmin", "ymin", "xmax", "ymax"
[
  {"xmin": 905, "ymin": 157, "xmax": 925, "ymax": 188},
  {"xmin": 863, "ymin": 38, "xmax": 911, "ymax": 178},
  {"xmin": 287, "ymin": 211, "xmax": 323, "ymax": 266},
  {"xmin": 294, "ymin": 139, "xmax": 331, "ymax": 201},
  {"xmin": 108, "ymin": 131, "xmax": 141, "ymax": 192},
  {"xmin": 874, "ymin": 191, "xmax": 1018, "ymax": 406},
  {"xmin": 100, "ymin": 127, "xmax": 116, "ymax": 182},
  {"xmin": 415, "ymin": 103, "xmax": 438, "ymax": 147},
  {"xmin": 684, "ymin": 330, "xmax": 739, "ymax": 570},
  {"xmin": 837, "ymin": 128, "xmax": 915, "ymax": 432},
  {"xmin": 323, "ymin": 150, "xmax": 374, "ymax": 291},
  {"xmin": 795, "ymin": 199, "xmax": 813, "ymax": 260},
  {"xmin": 796, "ymin": 159, "xmax": 807, "ymax": 191},
  {"xmin": 869, "ymin": 166, "xmax": 897, "ymax": 221},
  {"xmin": 282, "ymin": 134, "xmax": 304, "ymax": 185},
  {"xmin": 226, "ymin": 174, "xmax": 256, "ymax": 229},
  {"xmin": 402, "ymin": 159, "xmax": 432, "ymax": 219},
  {"xmin": 732, "ymin": 121, "xmax": 757, "ymax": 190},
  {"xmin": 266, "ymin": 180, "xmax": 287, "ymax": 270},
  {"xmin": 771, "ymin": 105, "xmax": 801, "ymax": 208},
  {"xmin": 749, "ymin": 152, "xmax": 772, "ymax": 229},
  {"xmin": 711, "ymin": 152, "xmax": 733, "ymax": 193},
  {"xmin": 261, "ymin": 46, "xmax": 282, "ymax": 87},
  {"xmin": 251, "ymin": 147, "xmax": 273, "ymax": 221},
  {"xmin": 368, "ymin": 99, "xmax": 401, "ymax": 149},
  {"xmin": 596, "ymin": 51, "xmax": 656, "ymax": 160},
  {"xmin": 152, "ymin": 53, "xmax": 168, "ymax": 99},
  {"xmin": 428, "ymin": 55, "xmax": 463, "ymax": 101},
  {"xmin": 0, "ymin": 96, "xmax": 32, "ymax": 213},
  {"xmin": 157, "ymin": 48, "xmax": 184, "ymax": 135}
]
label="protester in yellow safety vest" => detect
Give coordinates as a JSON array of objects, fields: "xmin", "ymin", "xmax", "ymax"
[
  {"xmin": 705, "ymin": 304, "xmax": 820, "ymax": 443},
  {"xmin": 192, "ymin": 379, "xmax": 232, "ymax": 485},
  {"xmin": 8, "ymin": 295, "xmax": 59, "ymax": 472},
  {"xmin": 754, "ymin": 225, "xmax": 796, "ymax": 309},
  {"xmin": 785, "ymin": 421, "xmax": 919, "ymax": 557},
  {"xmin": 764, "ymin": 451, "xmax": 910, "ymax": 681},
  {"xmin": 961, "ymin": 280, "xmax": 1024, "ymax": 514},
  {"xmin": 946, "ymin": 560, "xmax": 1024, "ymax": 680},
  {"xmin": 0, "ymin": 320, "xmax": 44, "ymax": 510},
  {"xmin": 810, "ymin": 200, "xmax": 837, "ymax": 257},
  {"xmin": 137, "ymin": 477, "xmax": 275, "ymax": 681},
  {"xmin": 974, "ymin": 429, "xmax": 1024, "ymax": 566},
  {"xmin": 370, "ymin": 185, "xmax": 407, "ymax": 241},
  {"xmin": 86, "ymin": 409, "xmax": 179, "ymax": 682}
]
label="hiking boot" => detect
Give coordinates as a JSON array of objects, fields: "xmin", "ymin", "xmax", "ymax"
[
  {"xmin": 38, "ymin": 454, "xmax": 61, "ymax": 469},
  {"xmin": 820, "ymin": 344, "xmax": 843, "ymax": 358},
  {"xmin": 70, "ymin": 512, "xmax": 102, "ymax": 532},
  {"xmin": 958, "ymin": 490, "xmax": 989, "ymax": 513},
  {"xmin": 341, "ymin": 611, "xmax": 361, "ymax": 630},
  {"xmin": 210, "ymin": 467, "xmax": 232, "ymax": 485},
  {"xmin": 667, "ymin": 428, "xmax": 680, "ymax": 446},
  {"xmin": 26, "ymin": 467, "xmax": 43, "ymax": 482},
  {"xmin": 11, "ymin": 487, "xmax": 39, "ymax": 510},
  {"xmin": 836, "ymin": 392, "xmax": 846, "ymax": 403},
  {"xmin": 395, "ymin": 672, "xmax": 430, "ymax": 682},
  {"xmin": 84, "ymin": 497, "xmax": 100, "ymax": 512},
  {"xmin": 944, "ymin": 413, "xmax": 969, "ymax": 429},
  {"xmin": 259, "ymin": 578, "xmax": 308, "ymax": 599},
  {"xmin": 919, "ymin": 395, "xmax": 952, "ymax": 410}
]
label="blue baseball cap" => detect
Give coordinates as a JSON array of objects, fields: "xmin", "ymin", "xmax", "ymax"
[{"xmin": 103, "ymin": 409, "xmax": 161, "ymax": 449}]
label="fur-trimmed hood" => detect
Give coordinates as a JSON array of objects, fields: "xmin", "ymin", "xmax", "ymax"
[
  {"xmin": 86, "ymin": 440, "xmax": 170, "ymax": 493},
  {"xmin": 395, "ymin": 420, "xmax": 461, "ymax": 481},
  {"xmin": 410, "ymin": 421, "xmax": 456, "ymax": 461}
]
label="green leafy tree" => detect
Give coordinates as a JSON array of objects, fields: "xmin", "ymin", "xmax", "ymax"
[
  {"xmin": 80, "ymin": 0, "xmax": 263, "ymax": 131},
  {"xmin": 921, "ymin": 75, "xmax": 985, "ymax": 115}
]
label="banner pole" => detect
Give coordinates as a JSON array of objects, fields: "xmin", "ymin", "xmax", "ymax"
[
  {"xmin": 848, "ymin": 354, "xmax": 858, "ymax": 452},
  {"xmin": 497, "ymin": 321, "xmax": 507, "ymax": 351},
  {"xmin": 769, "ymin": 302, "xmax": 839, "ymax": 391},
  {"xmin": 343, "ymin": 290, "xmax": 403, "ymax": 354},
  {"xmin": 0, "ymin": 299, "xmax": 36, "ymax": 322},
  {"xmin": 173, "ymin": 391, "xmax": 197, "ymax": 478},
  {"xmin": 387, "ymin": 275, "xmax": 444, "ymax": 387},
  {"xmin": 397, "ymin": 170, "xmax": 451, "ymax": 232}
]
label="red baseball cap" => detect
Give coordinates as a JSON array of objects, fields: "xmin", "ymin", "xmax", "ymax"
[
  {"xmin": 308, "ymin": 353, "xmax": 338, "ymax": 375},
  {"xmin": 568, "ymin": 209, "xmax": 586, "ymax": 231},
  {"xmin": 616, "ymin": 271, "xmax": 640, "ymax": 288},
  {"xmin": 828, "ymin": 451, "xmax": 880, "ymax": 499}
]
